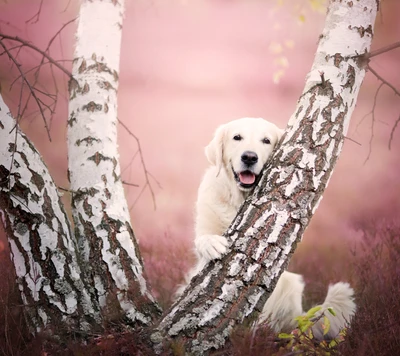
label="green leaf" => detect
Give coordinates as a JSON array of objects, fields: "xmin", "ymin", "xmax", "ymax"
[
  {"xmin": 300, "ymin": 320, "xmax": 313, "ymax": 333},
  {"xmin": 327, "ymin": 307, "xmax": 336, "ymax": 316},
  {"xmin": 278, "ymin": 332, "xmax": 294, "ymax": 339},
  {"xmin": 323, "ymin": 316, "xmax": 331, "ymax": 335},
  {"xmin": 306, "ymin": 305, "xmax": 322, "ymax": 318},
  {"xmin": 329, "ymin": 339, "xmax": 338, "ymax": 348}
]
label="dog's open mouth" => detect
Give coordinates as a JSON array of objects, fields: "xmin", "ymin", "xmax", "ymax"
[{"xmin": 232, "ymin": 168, "xmax": 258, "ymax": 189}]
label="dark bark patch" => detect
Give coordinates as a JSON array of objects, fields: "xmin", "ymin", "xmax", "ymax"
[
  {"xmin": 0, "ymin": 165, "xmax": 10, "ymax": 186},
  {"xmin": 98, "ymin": 81, "xmax": 115, "ymax": 91},
  {"xmin": 333, "ymin": 53, "xmax": 344, "ymax": 67},
  {"xmin": 82, "ymin": 82, "xmax": 90, "ymax": 94},
  {"xmin": 68, "ymin": 78, "xmax": 80, "ymax": 100},
  {"xmin": 75, "ymin": 136, "xmax": 100, "ymax": 146},
  {"xmin": 349, "ymin": 24, "xmax": 373, "ymax": 38},
  {"xmin": 78, "ymin": 59, "xmax": 87, "ymax": 73},
  {"xmin": 113, "ymin": 70, "xmax": 119, "ymax": 82},
  {"xmin": 88, "ymin": 152, "xmax": 112, "ymax": 166},
  {"xmin": 43, "ymin": 189, "xmax": 55, "ymax": 229},
  {"xmin": 30, "ymin": 170, "xmax": 45, "ymax": 192},
  {"xmin": 83, "ymin": 197, "xmax": 93, "ymax": 218},
  {"xmin": 82, "ymin": 101, "xmax": 103, "ymax": 112},
  {"xmin": 104, "ymin": 188, "xmax": 111, "ymax": 199},
  {"xmin": 11, "ymin": 179, "xmax": 30, "ymax": 204},
  {"xmin": 68, "ymin": 112, "xmax": 77, "ymax": 127},
  {"xmin": 72, "ymin": 187, "xmax": 100, "ymax": 205},
  {"xmin": 342, "ymin": 65, "xmax": 356, "ymax": 92}
]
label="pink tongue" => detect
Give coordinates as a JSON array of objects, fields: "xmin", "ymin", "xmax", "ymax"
[{"xmin": 239, "ymin": 171, "xmax": 256, "ymax": 185}]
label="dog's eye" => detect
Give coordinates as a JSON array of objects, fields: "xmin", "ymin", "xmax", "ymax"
[
  {"xmin": 233, "ymin": 135, "xmax": 242, "ymax": 141},
  {"xmin": 262, "ymin": 138, "xmax": 271, "ymax": 144}
]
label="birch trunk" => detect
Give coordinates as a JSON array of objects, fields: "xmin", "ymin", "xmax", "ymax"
[
  {"xmin": 0, "ymin": 95, "xmax": 101, "ymax": 333},
  {"xmin": 67, "ymin": 0, "xmax": 161, "ymax": 326},
  {"xmin": 152, "ymin": 1, "xmax": 379, "ymax": 353}
]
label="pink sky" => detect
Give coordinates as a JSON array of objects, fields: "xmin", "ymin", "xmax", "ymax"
[{"xmin": 0, "ymin": 0, "xmax": 399, "ymax": 260}]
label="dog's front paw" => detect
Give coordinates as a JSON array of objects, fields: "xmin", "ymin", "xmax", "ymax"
[{"xmin": 195, "ymin": 234, "xmax": 228, "ymax": 261}]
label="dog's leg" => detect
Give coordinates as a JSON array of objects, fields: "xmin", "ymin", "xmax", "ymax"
[
  {"xmin": 257, "ymin": 271, "xmax": 305, "ymax": 333},
  {"xmin": 195, "ymin": 234, "xmax": 229, "ymax": 261}
]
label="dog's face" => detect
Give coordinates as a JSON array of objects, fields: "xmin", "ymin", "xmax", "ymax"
[{"xmin": 206, "ymin": 118, "xmax": 284, "ymax": 191}]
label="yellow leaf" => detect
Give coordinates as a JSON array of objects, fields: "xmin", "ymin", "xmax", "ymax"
[
  {"xmin": 269, "ymin": 41, "xmax": 283, "ymax": 54},
  {"xmin": 273, "ymin": 69, "xmax": 285, "ymax": 84},
  {"xmin": 274, "ymin": 56, "xmax": 289, "ymax": 68},
  {"xmin": 284, "ymin": 40, "xmax": 295, "ymax": 49}
]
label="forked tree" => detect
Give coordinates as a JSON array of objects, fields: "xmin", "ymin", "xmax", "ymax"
[{"xmin": 0, "ymin": 0, "xmax": 382, "ymax": 353}]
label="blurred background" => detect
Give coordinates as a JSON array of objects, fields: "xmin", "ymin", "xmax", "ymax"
[{"xmin": 0, "ymin": 0, "xmax": 399, "ymax": 304}]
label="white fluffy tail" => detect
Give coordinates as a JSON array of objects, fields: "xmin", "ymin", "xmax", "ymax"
[
  {"xmin": 312, "ymin": 282, "xmax": 356, "ymax": 340},
  {"xmin": 258, "ymin": 271, "xmax": 305, "ymax": 333}
]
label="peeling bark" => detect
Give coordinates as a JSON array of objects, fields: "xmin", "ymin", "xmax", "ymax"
[
  {"xmin": 0, "ymin": 95, "xmax": 101, "ymax": 334},
  {"xmin": 152, "ymin": 1, "xmax": 379, "ymax": 353},
  {"xmin": 67, "ymin": 0, "xmax": 161, "ymax": 326}
]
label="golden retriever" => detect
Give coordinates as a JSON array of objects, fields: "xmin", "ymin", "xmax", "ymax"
[{"xmin": 181, "ymin": 117, "xmax": 355, "ymax": 339}]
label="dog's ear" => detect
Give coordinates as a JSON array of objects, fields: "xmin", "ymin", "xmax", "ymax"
[{"xmin": 205, "ymin": 125, "xmax": 225, "ymax": 169}]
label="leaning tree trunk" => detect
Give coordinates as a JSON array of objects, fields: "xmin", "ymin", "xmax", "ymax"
[
  {"xmin": 67, "ymin": 0, "xmax": 161, "ymax": 326},
  {"xmin": 152, "ymin": 1, "xmax": 379, "ymax": 353},
  {"xmin": 0, "ymin": 95, "xmax": 101, "ymax": 333}
]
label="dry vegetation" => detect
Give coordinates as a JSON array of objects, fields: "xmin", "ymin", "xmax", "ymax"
[{"xmin": 1, "ymin": 209, "xmax": 400, "ymax": 355}]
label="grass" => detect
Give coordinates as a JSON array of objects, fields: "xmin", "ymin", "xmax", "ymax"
[{"xmin": 1, "ymin": 214, "xmax": 400, "ymax": 355}]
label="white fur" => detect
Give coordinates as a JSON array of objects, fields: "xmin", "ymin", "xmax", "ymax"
[
  {"xmin": 311, "ymin": 282, "xmax": 356, "ymax": 339},
  {"xmin": 179, "ymin": 117, "xmax": 355, "ymax": 339}
]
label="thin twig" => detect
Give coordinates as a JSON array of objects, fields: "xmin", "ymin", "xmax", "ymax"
[
  {"xmin": 118, "ymin": 119, "xmax": 161, "ymax": 210},
  {"xmin": 0, "ymin": 40, "xmax": 52, "ymax": 141},
  {"xmin": 389, "ymin": 114, "xmax": 400, "ymax": 150},
  {"xmin": 26, "ymin": 0, "xmax": 44, "ymax": 24},
  {"xmin": 0, "ymin": 34, "xmax": 72, "ymax": 77},
  {"xmin": 33, "ymin": 18, "xmax": 76, "ymax": 83},
  {"xmin": 364, "ymin": 82, "xmax": 384, "ymax": 164},
  {"xmin": 122, "ymin": 181, "xmax": 139, "ymax": 187},
  {"xmin": 366, "ymin": 64, "xmax": 400, "ymax": 151},
  {"xmin": 344, "ymin": 136, "xmax": 362, "ymax": 146},
  {"xmin": 366, "ymin": 41, "xmax": 400, "ymax": 60},
  {"xmin": 368, "ymin": 65, "xmax": 400, "ymax": 97}
]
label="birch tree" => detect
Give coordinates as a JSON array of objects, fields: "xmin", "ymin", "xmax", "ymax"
[
  {"xmin": 0, "ymin": 0, "xmax": 382, "ymax": 353},
  {"xmin": 151, "ymin": 0, "xmax": 379, "ymax": 352},
  {"xmin": 66, "ymin": 0, "xmax": 161, "ymax": 326}
]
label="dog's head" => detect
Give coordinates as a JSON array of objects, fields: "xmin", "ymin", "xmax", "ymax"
[{"xmin": 205, "ymin": 118, "xmax": 284, "ymax": 191}]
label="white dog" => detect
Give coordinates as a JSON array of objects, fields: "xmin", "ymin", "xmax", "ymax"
[{"xmin": 180, "ymin": 117, "xmax": 355, "ymax": 338}]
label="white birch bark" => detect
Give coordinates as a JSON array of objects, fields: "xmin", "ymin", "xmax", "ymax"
[
  {"xmin": 152, "ymin": 0, "xmax": 379, "ymax": 353},
  {"xmin": 0, "ymin": 95, "xmax": 101, "ymax": 333},
  {"xmin": 67, "ymin": 0, "xmax": 160, "ymax": 325}
]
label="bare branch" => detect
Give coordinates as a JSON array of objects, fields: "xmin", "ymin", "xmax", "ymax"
[
  {"xmin": 364, "ymin": 82, "xmax": 384, "ymax": 163},
  {"xmin": 118, "ymin": 118, "xmax": 161, "ymax": 210},
  {"xmin": 0, "ymin": 40, "xmax": 52, "ymax": 141},
  {"xmin": 344, "ymin": 136, "xmax": 362, "ymax": 146},
  {"xmin": 0, "ymin": 34, "xmax": 72, "ymax": 77},
  {"xmin": 366, "ymin": 41, "xmax": 400, "ymax": 59},
  {"xmin": 25, "ymin": 0, "xmax": 44, "ymax": 24},
  {"xmin": 389, "ymin": 114, "xmax": 400, "ymax": 150},
  {"xmin": 360, "ymin": 64, "xmax": 400, "ymax": 153},
  {"xmin": 368, "ymin": 64, "xmax": 400, "ymax": 97},
  {"xmin": 122, "ymin": 180, "xmax": 139, "ymax": 187}
]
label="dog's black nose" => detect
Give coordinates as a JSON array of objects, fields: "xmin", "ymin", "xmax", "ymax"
[{"xmin": 241, "ymin": 151, "xmax": 258, "ymax": 165}]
